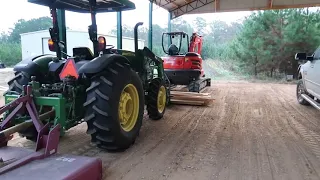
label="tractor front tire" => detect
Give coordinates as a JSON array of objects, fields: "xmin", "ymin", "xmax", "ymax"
[
  {"xmin": 84, "ymin": 61, "xmax": 144, "ymax": 151},
  {"xmin": 146, "ymin": 78, "xmax": 167, "ymax": 120}
]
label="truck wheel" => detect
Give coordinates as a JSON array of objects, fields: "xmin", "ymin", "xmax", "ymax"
[
  {"xmin": 146, "ymin": 78, "xmax": 167, "ymax": 120},
  {"xmin": 84, "ymin": 61, "xmax": 144, "ymax": 151},
  {"xmin": 297, "ymin": 79, "xmax": 310, "ymax": 105}
]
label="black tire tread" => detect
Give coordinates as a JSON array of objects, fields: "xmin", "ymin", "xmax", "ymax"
[
  {"xmin": 7, "ymin": 72, "xmax": 30, "ymax": 93},
  {"xmin": 146, "ymin": 78, "xmax": 167, "ymax": 120},
  {"xmin": 84, "ymin": 61, "xmax": 144, "ymax": 151}
]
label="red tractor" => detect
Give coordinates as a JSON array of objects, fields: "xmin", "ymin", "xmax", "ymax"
[{"xmin": 162, "ymin": 32, "xmax": 211, "ymax": 92}]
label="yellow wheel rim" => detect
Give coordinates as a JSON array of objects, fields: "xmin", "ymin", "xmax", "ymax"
[
  {"xmin": 157, "ymin": 86, "xmax": 166, "ymax": 113},
  {"xmin": 118, "ymin": 84, "xmax": 139, "ymax": 132}
]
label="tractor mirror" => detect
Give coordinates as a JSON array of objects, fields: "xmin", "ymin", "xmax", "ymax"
[
  {"xmin": 48, "ymin": 39, "xmax": 56, "ymax": 52},
  {"xmin": 172, "ymin": 35, "xmax": 175, "ymax": 38},
  {"xmin": 295, "ymin": 53, "xmax": 307, "ymax": 60},
  {"xmin": 183, "ymin": 34, "xmax": 186, "ymax": 38},
  {"xmin": 98, "ymin": 36, "xmax": 106, "ymax": 52}
]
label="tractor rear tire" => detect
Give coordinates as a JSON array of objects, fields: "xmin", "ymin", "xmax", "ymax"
[
  {"xmin": 84, "ymin": 61, "xmax": 144, "ymax": 151},
  {"xmin": 146, "ymin": 78, "xmax": 167, "ymax": 120},
  {"xmin": 7, "ymin": 72, "xmax": 30, "ymax": 94},
  {"xmin": 7, "ymin": 72, "xmax": 38, "ymax": 141}
]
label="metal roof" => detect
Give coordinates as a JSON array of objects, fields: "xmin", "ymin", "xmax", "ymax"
[
  {"xmin": 151, "ymin": 0, "xmax": 320, "ymax": 19},
  {"xmin": 28, "ymin": 0, "xmax": 135, "ymax": 13}
]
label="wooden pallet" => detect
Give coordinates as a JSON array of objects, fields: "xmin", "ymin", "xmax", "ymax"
[{"xmin": 170, "ymin": 91, "xmax": 214, "ymax": 106}]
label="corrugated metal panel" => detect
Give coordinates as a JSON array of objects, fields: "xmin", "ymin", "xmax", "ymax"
[
  {"xmin": 151, "ymin": 0, "xmax": 320, "ymax": 19},
  {"xmin": 28, "ymin": 0, "xmax": 135, "ymax": 13}
]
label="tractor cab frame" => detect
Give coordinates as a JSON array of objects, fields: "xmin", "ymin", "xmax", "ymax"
[
  {"xmin": 162, "ymin": 31, "xmax": 190, "ymax": 56},
  {"xmin": 28, "ymin": 0, "xmax": 135, "ymax": 59}
]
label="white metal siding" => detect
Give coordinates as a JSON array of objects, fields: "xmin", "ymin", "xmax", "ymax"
[
  {"xmin": 21, "ymin": 31, "xmax": 50, "ymax": 59},
  {"xmin": 20, "ymin": 30, "xmax": 145, "ymax": 59}
]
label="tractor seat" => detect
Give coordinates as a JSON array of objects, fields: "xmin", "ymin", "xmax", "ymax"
[
  {"xmin": 168, "ymin": 44, "xmax": 179, "ymax": 56},
  {"xmin": 73, "ymin": 47, "xmax": 94, "ymax": 61}
]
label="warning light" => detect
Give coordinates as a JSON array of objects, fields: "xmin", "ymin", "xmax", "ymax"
[
  {"xmin": 98, "ymin": 36, "xmax": 106, "ymax": 52},
  {"xmin": 48, "ymin": 39, "xmax": 55, "ymax": 52},
  {"xmin": 59, "ymin": 59, "xmax": 79, "ymax": 80}
]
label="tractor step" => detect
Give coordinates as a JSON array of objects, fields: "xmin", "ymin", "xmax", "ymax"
[
  {"xmin": 0, "ymin": 146, "xmax": 102, "ymax": 180},
  {"xmin": 188, "ymin": 78, "xmax": 211, "ymax": 93}
]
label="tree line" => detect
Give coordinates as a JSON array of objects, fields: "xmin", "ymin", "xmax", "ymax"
[
  {"xmin": 0, "ymin": 17, "xmax": 52, "ymax": 66},
  {"xmin": 1, "ymin": 8, "xmax": 319, "ymax": 79},
  {"xmin": 229, "ymin": 8, "xmax": 320, "ymax": 78},
  {"xmin": 109, "ymin": 8, "xmax": 320, "ymax": 79}
]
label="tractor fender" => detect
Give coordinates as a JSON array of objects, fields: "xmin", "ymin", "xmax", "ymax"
[
  {"xmin": 49, "ymin": 59, "xmax": 66, "ymax": 72},
  {"xmin": 78, "ymin": 54, "xmax": 130, "ymax": 74},
  {"xmin": 14, "ymin": 54, "xmax": 56, "ymax": 75}
]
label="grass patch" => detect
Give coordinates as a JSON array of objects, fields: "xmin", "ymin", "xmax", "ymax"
[
  {"xmin": 203, "ymin": 59, "xmax": 250, "ymax": 80},
  {"xmin": 203, "ymin": 59, "xmax": 298, "ymax": 84}
]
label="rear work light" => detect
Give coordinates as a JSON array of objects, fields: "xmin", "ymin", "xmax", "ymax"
[
  {"xmin": 48, "ymin": 39, "xmax": 55, "ymax": 52},
  {"xmin": 98, "ymin": 36, "xmax": 106, "ymax": 52},
  {"xmin": 59, "ymin": 58, "xmax": 79, "ymax": 80}
]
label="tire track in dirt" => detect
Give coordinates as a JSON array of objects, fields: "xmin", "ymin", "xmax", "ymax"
[
  {"xmin": 254, "ymin": 86, "xmax": 278, "ymax": 180},
  {"xmin": 168, "ymin": 83, "xmax": 242, "ymax": 180},
  {"xmin": 231, "ymin": 84, "xmax": 278, "ymax": 180},
  {"xmin": 270, "ymin": 85, "xmax": 320, "ymax": 159},
  {"xmin": 209, "ymin": 87, "xmax": 241, "ymax": 179},
  {"xmin": 267, "ymin": 84, "xmax": 320, "ymax": 179},
  {"xmin": 275, "ymin": 84, "xmax": 320, "ymax": 130},
  {"xmin": 104, "ymin": 105, "xmax": 205, "ymax": 180},
  {"xmin": 5, "ymin": 82, "xmax": 320, "ymax": 180},
  {"xmin": 165, "ymin": 86, "xmax": 230, "ymax": 180}
]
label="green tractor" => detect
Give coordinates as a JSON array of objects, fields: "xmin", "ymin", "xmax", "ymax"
[{"xmin": 2, "ymin": 0, "xmax": 169, "ymax": 151}]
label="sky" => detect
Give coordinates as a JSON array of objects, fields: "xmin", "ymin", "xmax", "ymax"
[{"xmin": 0, "ymin": 0, "xmax": 252, "ymax": 34}]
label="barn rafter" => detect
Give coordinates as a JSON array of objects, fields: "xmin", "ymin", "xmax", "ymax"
[{"xmin": 149, "ymin": 0, "xmax": 320, "ymax": 19}]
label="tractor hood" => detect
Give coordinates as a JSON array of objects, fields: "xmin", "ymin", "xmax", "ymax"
[{"xmin": 28, "ymin": 0, "xmax": 135, "ymax": 13}]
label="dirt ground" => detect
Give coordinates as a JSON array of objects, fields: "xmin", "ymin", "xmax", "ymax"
[
  {"xmin": 2, "ymin": 80, "xmax": 320, "ymax": 180},
  {"xmin": 0, "ymin": 68, "xmax": 14, "ymax": 108}
]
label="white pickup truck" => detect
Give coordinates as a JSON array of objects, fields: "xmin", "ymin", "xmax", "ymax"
[{"xmin": 296, "ymin": 46, "xmax": 320, "ymax": 110}]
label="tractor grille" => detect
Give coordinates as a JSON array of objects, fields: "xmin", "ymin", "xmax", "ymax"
[{"xmin": 191, "ymin": 60, "xmax": 201, "ymax": 69}]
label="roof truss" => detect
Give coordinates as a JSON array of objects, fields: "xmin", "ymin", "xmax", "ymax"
[
  {"xmin": 171, "ymin": 0, "xmax": 215, "ymax": 19},
  {"xmin": 150, "ymin": 0, "xmax": 320, "ymax": 19}
]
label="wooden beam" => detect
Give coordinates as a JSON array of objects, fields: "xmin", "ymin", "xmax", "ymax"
[
  {"xmin": 171, "ymin": 1, "xmax": 179, "ymax": 7},
  {"xmin": 215, "ymin": 0, "xmax": 220, "ymax": 12},
  {"xmin": 252, "ymin": 3, "xmax": 320, "ymax": 11},
  {"xmin": 170, "ymin": 91, "xmax": 215, "ymax": 106},
  {"xmin": 268, "ymin": 0, "xmax": 273, "ymax": 8},
  {"xmin": 171, "ymin": 0, "xmax": 215, "ymax": 18},
  {"xmin": 153, "ymin": 0, "xmax": 178, "ymax": 8}
]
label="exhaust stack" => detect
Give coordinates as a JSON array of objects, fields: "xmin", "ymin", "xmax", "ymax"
[{"xmin": 134, "ymin": 22, "xmax": 144, "ymax": 53}]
